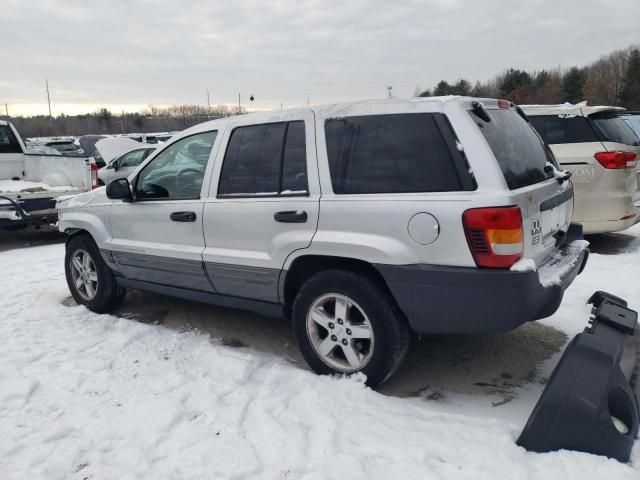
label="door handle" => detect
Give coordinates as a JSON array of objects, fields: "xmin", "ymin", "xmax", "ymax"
[
  {"xmin": 170, "ymin": 211, "xmax": 197, "ymax": 222},
  {"xmin": 274, "ymin": 210, "xmax": 307, "ymax": 223}
]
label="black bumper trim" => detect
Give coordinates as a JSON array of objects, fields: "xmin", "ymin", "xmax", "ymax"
[{"xmin": 375, "ymin": 227, "xmax": 588, "ymax": 335}]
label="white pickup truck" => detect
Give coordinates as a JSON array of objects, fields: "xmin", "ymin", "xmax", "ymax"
[{"xmin": 0, "ymin": 120, "xmax": 98, "ymax": 230}]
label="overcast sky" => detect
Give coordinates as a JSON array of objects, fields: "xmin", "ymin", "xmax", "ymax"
[{"xmin": 1, "ymin": 0, "xmax": 639, "ymax": 116}]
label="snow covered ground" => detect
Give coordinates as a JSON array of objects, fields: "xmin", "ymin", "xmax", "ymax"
[{"xmin": 1, "ymin": 226, "xmax": 639, "ymax": 479}]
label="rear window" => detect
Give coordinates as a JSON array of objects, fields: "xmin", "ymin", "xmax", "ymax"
[
  {"xmin": 623, "ymin": 115, "xmax": 640, "ymax": 137},
  {"xmin": 471, "ymin": 108, "xmax": 552, "ymax": 190},
  {"xmin": 324, "ymin": 113, "xmax": 469, "ymax": 194},
  {"xmin": 590, "ymin": 113, "xmax": 640, "ymax": 146},
  {"xmin": 528, "ymin": 115, "xmax": 599, "ymax": 144},
  {"xmin": 0, "ymin": 125, "xmax": 22, "ymax": 154}
]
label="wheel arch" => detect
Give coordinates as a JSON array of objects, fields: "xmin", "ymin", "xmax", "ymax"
[
  {"xmin": 279, "ymin": 254, "xmax": 396, "ymax": 315},
  {"xmin": 59, "ymin": 212, "xmax": 110, "ymax": 248}
]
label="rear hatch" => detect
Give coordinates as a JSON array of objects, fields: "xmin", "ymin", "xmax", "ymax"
[
  {"xmin": 470, "ymin": 101, "xmax": 574, "ymax": 266},
  {"xmin": 588, "ymin": 111, "xmax": 640, "ymax": 207}
]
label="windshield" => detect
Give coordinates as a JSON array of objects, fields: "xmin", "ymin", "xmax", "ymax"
[
  {"xmin": 470, "ymin": 108, "xmax": 552, "ymax": 190},
  {"xmin": 590, "ymin": 112, "xmax": 640, "ymax": 146}
]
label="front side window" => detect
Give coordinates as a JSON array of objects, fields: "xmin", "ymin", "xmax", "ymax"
[
  {"xmin": 324, "ymin": 113, "xmax": 464, "ymax": 194},
  {"xmin": 218, "ymin": 121, "xmax": 308, "ymax": 196},
  {"xmin": 0, "ymin": 125, "xmax": 22, "ymax": 154},
  {"xmin": 135, "ymin": 131, "xmax": 217, "ymax": 200},
  {"xmin": 528, "ymin": 115, "xmax": 599, "ymax": 144}
]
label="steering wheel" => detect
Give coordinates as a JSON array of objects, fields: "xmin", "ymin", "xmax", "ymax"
[{"xmin": 175, "ymin": 168, "xmax": 202, "ymax": 197}]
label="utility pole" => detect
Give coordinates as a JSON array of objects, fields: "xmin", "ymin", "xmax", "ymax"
[
  {"xmin": 386, "ymin": 85, "xmax": 393, "ymax": 99},
  {"xmin": 206, "ymin": 89, "xmax": 211, "ymax": 111},
  {"xmin": 238, "ymin": 93, "xmax": 241, "ymax": 114},
  {"xmin": 46, "ymin": 79, "xmax": 53, "ymax": 123},
  {"xmin": 4, "ymin": 103, "xmax": 8, "ymax": 117}
]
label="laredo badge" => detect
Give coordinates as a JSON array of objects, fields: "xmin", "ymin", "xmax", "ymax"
[{"xmin": 531, "ymin": 219, "xmax": 542, "ymax": 245}]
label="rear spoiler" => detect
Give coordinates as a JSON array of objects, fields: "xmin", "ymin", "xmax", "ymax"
[{"xmin": 518, "ymin": 291, "xmax": 639, "ymax": 462}]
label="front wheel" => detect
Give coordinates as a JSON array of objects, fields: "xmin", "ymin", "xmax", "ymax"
[
  {"xmin": 292, "ymin": 270, "xmax": 410, "ymax": 387},
  {"xmin": 65, "ymin": 234, "xmax": 126, "ymax": 313}
]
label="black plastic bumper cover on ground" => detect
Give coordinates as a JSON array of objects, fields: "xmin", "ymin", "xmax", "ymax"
[{"xmin": 518, "ymin": 291, "xmax": 639, "ymax": 462}]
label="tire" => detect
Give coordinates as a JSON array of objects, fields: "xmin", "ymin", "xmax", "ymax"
[
  {"xmin": 65, "ymin": 233, "xmax": 126, "ymax": 313},
  {"xmin": 292, "ymin": 269, "xmax": 410, "ymax": 387}
]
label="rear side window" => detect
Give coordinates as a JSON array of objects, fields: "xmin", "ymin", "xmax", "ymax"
[
  {"xmin": 324, "ymin": 113, "xmax": 467, "ymax": 194},
  {"xmin": 528, "ymin": 115, "xmax": 598, "ymax": 144},
  {"xmin": 471, "ymin": 109, "xmax": 551, "ymax": 190},
  {"xmin": 0, "ymin": 125, "xmax": 22, "ymax": 154},
  {"xmin": 218, "ymin": 121, "xmax": 308, "ymax": 196},
  {"xmin": 590, "ymin": 113, "xmax": 640, "ymax": 146}
]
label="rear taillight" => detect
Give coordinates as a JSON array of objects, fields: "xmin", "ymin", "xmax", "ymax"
[
  {"xmin": 594, "ymin": 151, "xmax": 637, "ymax": 169},
  {"xmin": 462, "ymin": 206, "xmax": 523, "ymax": 268},
  {"xmin": 91, "ymin": 162, "xmax": 99, "ymax": 189}
]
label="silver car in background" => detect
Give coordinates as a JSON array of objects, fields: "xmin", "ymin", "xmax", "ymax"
[
  {"xmin": 524, "ymin": 104, "xmax": 640, "ymax": 234},
  {"xmin": 95, "ymin": 137, "xmax": 156, "ymax": 185}
]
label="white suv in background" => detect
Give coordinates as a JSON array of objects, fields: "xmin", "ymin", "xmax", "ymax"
[
  {"xmin": 58, "ymin": 97, "xmax": 588, "ymax": 386},
  {"xmin": 524, "ymin": 104, "xmax": 640, "ymax": 234}
]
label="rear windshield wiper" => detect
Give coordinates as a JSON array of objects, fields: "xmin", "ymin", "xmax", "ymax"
[{"xmin": 471, "ymin": 101, "xmax": 491, "ymax": 123}]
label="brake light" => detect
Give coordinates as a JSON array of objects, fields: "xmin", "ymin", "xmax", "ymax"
[
  {"xmin": 91, "ymin": 162, "xmax": 99, "ymax": 189},
  {"xmin": 594, "ymin": 151, "xmax": 637, "ymax": 169},
  {"xmin": 497, "ymin": 99, "xmax": 512, "ymax": 109},
  {"xmin": 462, "ymin": 206, "xmax": 523, "ymax": 268}
]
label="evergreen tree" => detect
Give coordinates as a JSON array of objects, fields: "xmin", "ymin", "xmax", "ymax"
[
  {"xmin": 534, "ymin": 70, "xmax": 551, "ymax": 89},
  {"xmin": 470, "ymin": 81, "xmax": 483, "ymax": 97},
  {"xmin": 499, "ymin": 69, "xmax": 532, "ymax": 97},
  {"xmin": 454, "ymin": 79, "xmax": 472, "ymax": 96},
  {"xmin": 433, "ymin": 80, "xmax": 451, "ymax": 96},
  {"xmin": 619, "ymin": 48, "xmax": 640, "ymax": 109},
  {"xmin": 562, "ymin": 67, "xmax": 586, "ymax": 103}
]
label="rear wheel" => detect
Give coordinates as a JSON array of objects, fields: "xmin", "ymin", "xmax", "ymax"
[
  {"xmin": 65, "ymin": 234, "xmax": 126, "ymax": 313},
  {"xmin": 292, "ymin": 270, "xmax": 410, "ymax": 386}
]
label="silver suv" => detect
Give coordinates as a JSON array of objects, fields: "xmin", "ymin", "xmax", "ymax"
[{"xmin": 58, "ymin": 97, "xmax": 589, "ymax": 386}]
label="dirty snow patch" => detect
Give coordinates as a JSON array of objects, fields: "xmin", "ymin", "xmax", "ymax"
[{"xmin": 0, "ymin": 180, "xmax": 77, "ymax": 193}]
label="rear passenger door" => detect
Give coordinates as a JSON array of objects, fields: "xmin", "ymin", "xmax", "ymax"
[{"xmin": 202, "ymin": 111, "xmax": 319, "ymax": 302}]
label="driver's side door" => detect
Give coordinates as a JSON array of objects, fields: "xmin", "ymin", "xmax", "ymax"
[{"xmin": 107, "ymin": 130, "xmax": 220, "ymax": 292}]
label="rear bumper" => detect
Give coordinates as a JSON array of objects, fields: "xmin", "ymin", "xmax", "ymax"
[
  {"xmin": 581, "ymin": 215, "xmax": 640, "ymax": 235},
  {"xmin": 375, "ymin": 224, "xmax": 589, "ymax": 335}
]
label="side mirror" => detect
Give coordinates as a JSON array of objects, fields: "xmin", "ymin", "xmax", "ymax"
[{"xmin": 106, "ymin": 178, "xmax": 133, "ymax": 201}]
